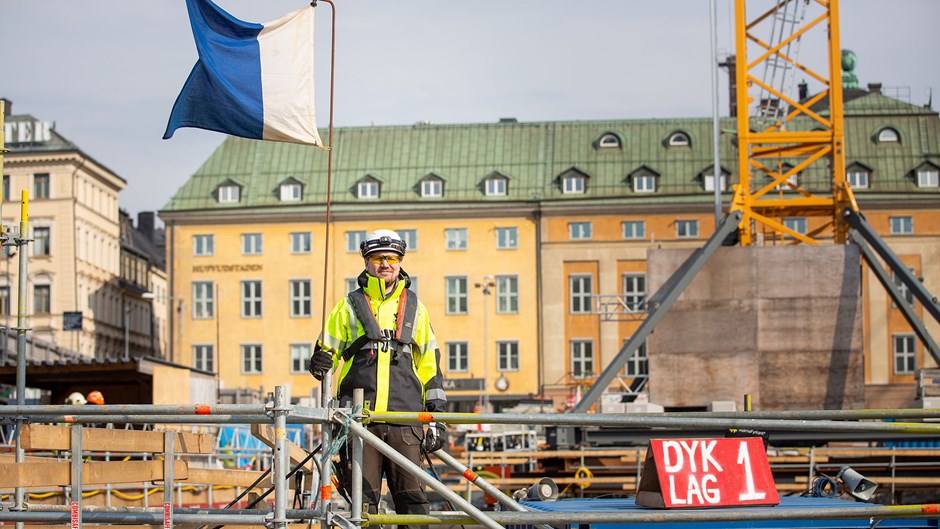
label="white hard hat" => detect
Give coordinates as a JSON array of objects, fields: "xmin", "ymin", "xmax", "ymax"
[
  {"xmin": 65, "ymin": 392, "xmax": 87, "ymax": 405},
  {"xmin": 360, "ymin": 229, "xmax": 406, "ymax": 258}
]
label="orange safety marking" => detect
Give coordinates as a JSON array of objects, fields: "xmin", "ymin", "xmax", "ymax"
[
  {"xmin": 417, "ymin": 412, "xmax": 433, "ymax": 423},
  {"xmin": 195, "ymin": 405, "xmax": 211, "ymax": 415},
  {"xmin": 320, "ymin": 485, "xmax": 332, "ymax": 501},
  {"xmin": 64, "ymin": 416, "xmax": 75, "ymax": 423},
  {"xmin": 462, "ymin": 469, "xmax": 477, "ymax": 482},
  {"xmin": 923, "ymin": 505, "xmax": 939, "ymax": 515}
]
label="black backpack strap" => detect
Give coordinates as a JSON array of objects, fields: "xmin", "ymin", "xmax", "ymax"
[
  {"xmin": 395, "ymin": 289, "xmax": 419, "ymax": 345},
  {"xmin": 342, "ymin": 289, "xmax": 381, "ymax": 361}
]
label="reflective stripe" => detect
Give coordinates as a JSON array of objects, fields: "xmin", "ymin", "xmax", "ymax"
[{"xmin": 425, "ymin": 388, "xmax": 447, "ymax": 402}]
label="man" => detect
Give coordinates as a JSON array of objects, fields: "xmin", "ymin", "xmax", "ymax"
[{"xmin": 309, "ymin": 229, "xmax": 447, "ymax": 523}]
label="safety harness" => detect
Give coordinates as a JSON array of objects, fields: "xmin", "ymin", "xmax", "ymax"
[{"xmin": 341, "ymin": 287, "xmax": 419, "ymax": 363}]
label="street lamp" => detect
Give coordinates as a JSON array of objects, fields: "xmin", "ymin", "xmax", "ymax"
[{"xmin": 474, "ymin": 275, "xmax": 495, "ymax": 412}]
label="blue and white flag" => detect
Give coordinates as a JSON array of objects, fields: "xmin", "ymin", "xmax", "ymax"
[{"xmin": 164, "ymin": 0, "xmax": 322, "ymax": 146}]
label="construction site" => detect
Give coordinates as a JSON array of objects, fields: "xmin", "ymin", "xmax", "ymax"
[{"xmin": 2, "ymin": 0, "xmax": 940, "ymax": 528}]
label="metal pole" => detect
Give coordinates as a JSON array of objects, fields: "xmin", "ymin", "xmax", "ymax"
[
  {"xmin": 70, "ymin": 424, "xmax": 83, "ymax": 529},
  {"xmin": 316, "ymin": 363, "xmax": 333, "ymax": 518},
  {"xmin": 346, "ymin": 419, "xmax": 505, "ymax": 529},
  {"xmin": 350, "ymin": 388, "xmax": 364, "ymax": 524},
  {"xmin": 710, "ymin": 0, "xmax": 723, "ymax": 227},
  {"xmin": 271, "ymin": 387, "xmax": 288, "ymax": 529},
  {"xmin": 163, "ymin": 431, "xmax": 175, "ymax": 529},
  {"xmin": 123, "ymin": 302, "xmax": 130, "ymax": 360},
  {"xmin": 13, "ymin": 190, "xmax": 29, "ymax": 529},
  {"xmin": 482, "ymin": 280, "xmax": 489, "ymax": 412}
]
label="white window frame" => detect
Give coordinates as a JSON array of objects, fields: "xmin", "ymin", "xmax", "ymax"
[
  {"xmin": 446, "ymin": 341, "xmax": 469, "ymax": 372},
  {"xmin": 241, "ymin": 280, "xmax": 263, "ymax": 318},
  {"xmin": 846, "ymin": 169, "xmax": 869, "ymax": 189},
  {"xmin": 485, "ymin": 178, "xmax": 507, "ymax": 196},
  {"xmin": 445, "ymin": 228, "xmax": 468, "ymax": 251},
  {"xmin": 33, "ymin": 283, "xmax": 51, "ymax": 314},
  {"xmin": 408, "ymin": 276, "xmax": 419, "ymax": 295},
  {"xmin": 290, "ymin": 343, "xmax": 312, "ymax": 374},
  {"xmin": 598, "ymin": 133, "xmax": 620, "ymax": 148},
  {"xmin": 893, "ymin": 334, "xmax": 916, "ymax": 375},
  {"xmin": 33, "ymin": 226, "xmax": 51, "ymax": 256},
  {"xmin": 569, "ymin": 274, "xmax": 593, "ymax": 314},
  {"xmin": 345, "ymin": 277, "xmax": 358, "ymax": 293},
  {"xmin": 668, "ymin": 132, "xmax": 691, "ymax": 146},
  {"xmin": 625, "ymin": 340, "xmax": 648, "ymax": 377},
  {"xmin": 193, "ymin": 234, "xmax": 214, "ymax": 256},
  {"xmin": 569, "ymin": 222, "xmax": 592, "ymax": 240},
  {"xmin": 703, "ymin": 174, "xmax": 726, "ymax": 192},
  {"xmin": 496, "ymin": 227, "xmax": 518, "ymax": 249},
  {"xmin": 34, "ymin": 173, "xmax": 50, "ymax": 199},
  {"xmin": 784, "ymin": 217, "xmax": 807, "ymax": 236},
  {"xmin": 357, "ymin": 180, "xmax": 379, "ymax": 199},
  {"xmin": 570, "ymin": 339, "xmax": 594, "ymax": 379},
  {"xmin": 622, "ymin": 221, "xmax": 645, "ymax": 240},
  {"xmin": 290, "ymin": 232, "xmax": 311, "ymax": 254},
  {"xmin": 562, "ymin": 175, "xmax": 586, "ymax": 194},
  {"xmin": 192, "ymin": 281, "xmax": 215, "ymax": 319},
  {"xmin": 878, "ymin": 128, "xmax": 900, "ymax": 143},
  {"xmin": 290, "ymin": 279, "xmax": 312, "ymax": 318},
  {"xmin": 892, "ymin": 269, "xmax": 916, "ymax": 307},
  {"xmin": 241, "ymin": 344, "xmax": 263, "ymax": 374},
  {"xmin": 623, "ymin": 273, "xmax": 646, "ymax": 313},
  {"xmin": 497, "ymin": 341, "xmax": 520, "ymax": 372},
  {"xmin": 889, "ymin": 216, "xmax": 913, "ymax": 235},
  {"xmin": 917, "ymin": 169, "xmax": 939, "ymax": 188},
  {"xmin": 676, "ymin": 219, "xmax": 699, "ymax": 239},
  {"xmin": 496, "ymin": 275, "xmax": 518, "ymax": 314},
  {"xmin": 280, "ymin": 182, "xmax": 302, "ymax": 201},
  {"xmin": 242, "ymin": 233, "xmax": 263, "ymax": 255},
  {"xmin": 397, "ymin": 229, "xmax": 418, "ymax": 252},
  {"xmin": 633, "ymin": 174, "xmax": 656, "ymax": 193},
  {"xmin": 193, "ymin": 344, "xmax": 215, "ymax": 372},
  {"xmin": 346, "ymin": 231, "xmax": 366, "ymax": 253},
  {"xmin": 445, "ymin": 276, "xmax": 468, "ymax": 314},
  {"xmin": 421, "ymin": 179, "xmax": 443, "ymax": 198},
  {"xmin": 219, "ymin": 185, "xmax": 240, "ymax": 203}
]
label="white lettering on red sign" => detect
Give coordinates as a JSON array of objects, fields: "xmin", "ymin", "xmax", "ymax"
[
  {"xmin": 164, "ymin": 501, "xmax": 172, "ymax": 529},
  {"xmin": 70, "ymin": 501, "xmax": 79, "ymax": 529}
]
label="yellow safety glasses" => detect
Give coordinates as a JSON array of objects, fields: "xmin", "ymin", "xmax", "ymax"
[{"xmin": 368, "ymin": 255, "xmax": 401, "ymax": 265}]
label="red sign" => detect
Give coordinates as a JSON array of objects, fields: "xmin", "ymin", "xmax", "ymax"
[
  {"xmin": 164, "ymin": 501, "xmax": 172, "ymax": 529},
  {"xmin": 70, "ymin": 501, "xmax": 79, "ymax": 529},
  {"xmin": 636, "ymin": 437, "xmax": 779, "ymax": 508}
]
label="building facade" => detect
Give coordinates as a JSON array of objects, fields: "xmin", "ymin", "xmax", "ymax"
[{"xmin": 160, "ymin": 87, "xmax": 940, "ymax": 410}]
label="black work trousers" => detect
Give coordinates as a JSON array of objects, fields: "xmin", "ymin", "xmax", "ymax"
[{"xmin": 343, "ymin": 422, "xmax": 429, "ymax": 529}]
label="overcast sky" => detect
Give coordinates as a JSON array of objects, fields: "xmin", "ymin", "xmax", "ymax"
[{"xmin": 3, "ymin": 1, "xmax": 938, "ymax": 220}]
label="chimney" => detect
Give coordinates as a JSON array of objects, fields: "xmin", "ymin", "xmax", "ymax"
[
  {"xmin": 137, "ymin": 211, "xmax": 155, "ymax": 242},
  {"xmin": 1, "ymin": 98, "xmax": 10, "ymax": 116},
  {"xmin": 867, "ymin": 83, "xmax": 882, "ymax": 94},
  {"xmin": 798, "ymin": 81, "xmax": 808, "ymax": 101},
  {"xmin": 720, "ymin": 55, "xmax": 737, "ymax": 117}
]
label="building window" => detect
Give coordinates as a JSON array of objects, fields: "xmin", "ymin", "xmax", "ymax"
[
  {"xmin": 496, "ymin": 275, "xmax": 518, "ymax": 314},
  {"xmin": 193, "ymin": 344, "xmax": 214, "ymax": 372},
  {"xmin": 445, "ymin": 228, "xmax": 467, "ymax": 250},
  {"xmin": 357, "ymin": 180, "xmax": 379, "ymax": 199},
  {"xmin": 33, "ymin": 227, "xmax": 50, "ymax": 256},
  {"xmin": 784, "ymin": 217, "xmax": 807, "ymax": 236},
  {"xmin": 193, "ymin": 234, "xmax": 214, "ymax": 256},
  {"xmin": 241, "ymin": 280, "xmax": 262, "ymax": 318},
  {"xmin": 846, "ymin": 169, "xmax": 869, "ymax": 189},
  {"xmin": 676, "ymin": 219, "xmax": 699, "ymax": 239},
  {"xmin": 0, "ymin": 286, "xmax": 8, "ymax": 316},
  {"xmin": 704, "ymin": 173, "xmax": 726, "ymax": 192},
  {"xmin": 346, "ymin": 231, "xmax": 366, "ymax": 253},
  {"xmin": 625, "ymin": 341, "xmax": 648, "ymax": 377},
  {"xmin": 241, "ymin": 344, "xmax": 263, "ymax": 374},
  {"xmin": 421, "ymin": 179, "xmax": 443, "ymax": 198},
  {"xmin": 570, "ymin": 340, "xmax": 594, "ymax": 379},
  {"xmin": 34, "ymin": 173, "xmax": 50, "ymax": 199},
  {"xmin": 877, "ymin": 127, "xmax": 900, "ymax": 143},
  {"xmin": 397, "ymin": 229, "xmax": 417, "ymax": 252},
  {"xmin": 2, "ymin": 175, "xmax": 9, "ymax": 201},
  {"xmin": 773, "ymin": 172, "xmax": 799, "ymax": 191},
  {"xmin": 485, "ymin": 178, "xmax": 507, "ymax": 196},
  {"xmin": 218, "ymin": 184, "xmax": 240, "ymax": 203},
  {"xmin": 346, "ymin": 277, "xmax": 358, "ymax": 293},
  {"xmin": 892, "ymin": 269, "xmax": 915, "ymax": 307},
  {"xmin": 497, "ymin": 341, "xmax": 520, "ymax": 371},
  {"xmin": 290, "ymin": 232, "xmax": 311, "ymax": 253},
  {"xmin": 633, "ymin": 174, "xmax": 656, "ymax": 193},
  {"xmin": 446, "ymin": 276, "xmax": 468, "ymax": 314},
  {"xmin": 917, "ymin": 168, "xmax": 939, "ymax": 188},
  {"xmin": 562, "ymin": 174, "xmax": 586, "ymax": 194},
  {"xmin": 569, "ymin": 275, "xmax": 593, "ymax": 314},
  {"xmin": 496, "ymin": 227, "xmax": 518, "ymax": 249},
  {"xmin": 290, "ymin": 279, "xmax": 311, "ymax": 317},
  {"xmin": 446, "ymin": 342, "xmax": 468, "ymax": 372},
  {"xmin": 598, "ymin": 133, "xmax": 621, "ymax": 148},
  {"xmin": 667, "ymin": 131, "xmax": 691, "ymax": 147},
  {"xmin": 242, "ymin": 233, "xmax": 262, "ymax": 255},
  {"xmin": 280, "ymin": 182, "xmax": 302, "ymax": 201},
  {"xmin": 623, "ymin": 273, "xmax": 646, "ymax": 312},
  {"xmin": 33, "ymin": 284, "xmax": 51, "ymax": 314},
  {"xmin": 408, "ymin": 276, "xmax": 418, "ymax": 295},
  {"xmin": 622, "ymin": 221, "xmax": 645, "ymax": 240},
  {"xmin": 889, "ymin": 216, "xmax": 913, "ymax": 235},
  {"xmin": 569, "ymin": 222, "xmax": 592, "ymax": 240},
  {"xmin": 290, "ymin": 343, "xmax": 311, "ymax": 374},
  {"xmin": 893, "ymin": 334, "xmax": 916, "ymax": 375},
  {"xmin": 192, "ymin": 281, "xmax": 215, "ymax": 319}
]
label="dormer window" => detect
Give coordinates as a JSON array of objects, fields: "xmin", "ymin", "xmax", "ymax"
[
  {"xmin": 419, "ymin": 174, "xmax": 444, "ymax": 198},
  {"xmin": 701, "ymin": 165, "xmax": 729, "ymax": 192},
  {"xmin": 279, "ymin": 178, "xmax": 303, "ymax": 201},
  {"xmin": 667, "ymin": 131, "xmax": 691, "ymax": 147},
  {"xmin": 627, "ymin": 166, "xmax": 659, "ymax": 193},
  {"xmin": 484, "ymin": 174, "xmax": 508, "ymax": 196},
  {"xmin": 917, "ymin": 164, "xmax": 939, "ymax": 188},
  {"xmin": 876, "ymin": 127, "xmax": 900, "ymax": 143},
  {"xmin": 218, "ymin": 183, "xmax": 241, "ymax": 203},
  {"xmin": 356, "ymin": 176, "xmax": 381, "ymax": 199},
  {"xmin": 562, "ymin": 173, "xmax": 587, "ymax": 194},
  {"xmin": 597, "ymin": 132, "xmax": 621, "ymax": 149},
  {"xmin": 846, "ymin": 164, "xmax": 871, "ymax": 189},
  {"xmin": 770, "ymin": 165, "xmax": 799, "ymax": 191}
]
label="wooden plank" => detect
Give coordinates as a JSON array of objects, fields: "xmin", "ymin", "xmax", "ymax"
[
  {"xmin": 0, "ymin": 454, "xmax": 60, "ymax": 464},
  {"xmin": 0, "ymin": 460, "xmax": 188, "ymax": 488},
  {"xmin": 21, "ymin": 425, "xmax": 214, "ymax": 454},
  {"xmin": 185, "ymin": 467, "xmax": 273, "ymax": 489},
  {"xmin": 250, "ymin": 424, "xmax": 314, "ymax": 474}
]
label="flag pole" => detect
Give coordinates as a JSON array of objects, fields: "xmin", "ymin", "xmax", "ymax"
[{"xmin": 316, "ymin": 0, "xmax": 336, "ymax": 334}]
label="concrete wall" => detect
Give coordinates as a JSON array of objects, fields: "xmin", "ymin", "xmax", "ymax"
[{"xmin": 647, "ymin": 245, "xmax": 864, "ymax": 410}]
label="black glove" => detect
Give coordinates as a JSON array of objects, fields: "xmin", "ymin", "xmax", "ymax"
[
  {"xmin": 307, "ymin": 349, "xmax": 334, "ymax": 380},
  {"xmin": 422, "ymin": 422, "xmax": 448, "ymax": 453}
]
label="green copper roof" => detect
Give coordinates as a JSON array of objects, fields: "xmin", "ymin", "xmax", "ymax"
[{"xmin": 161, "ymin": 94, "xmax": 940, "ymax": 214}]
